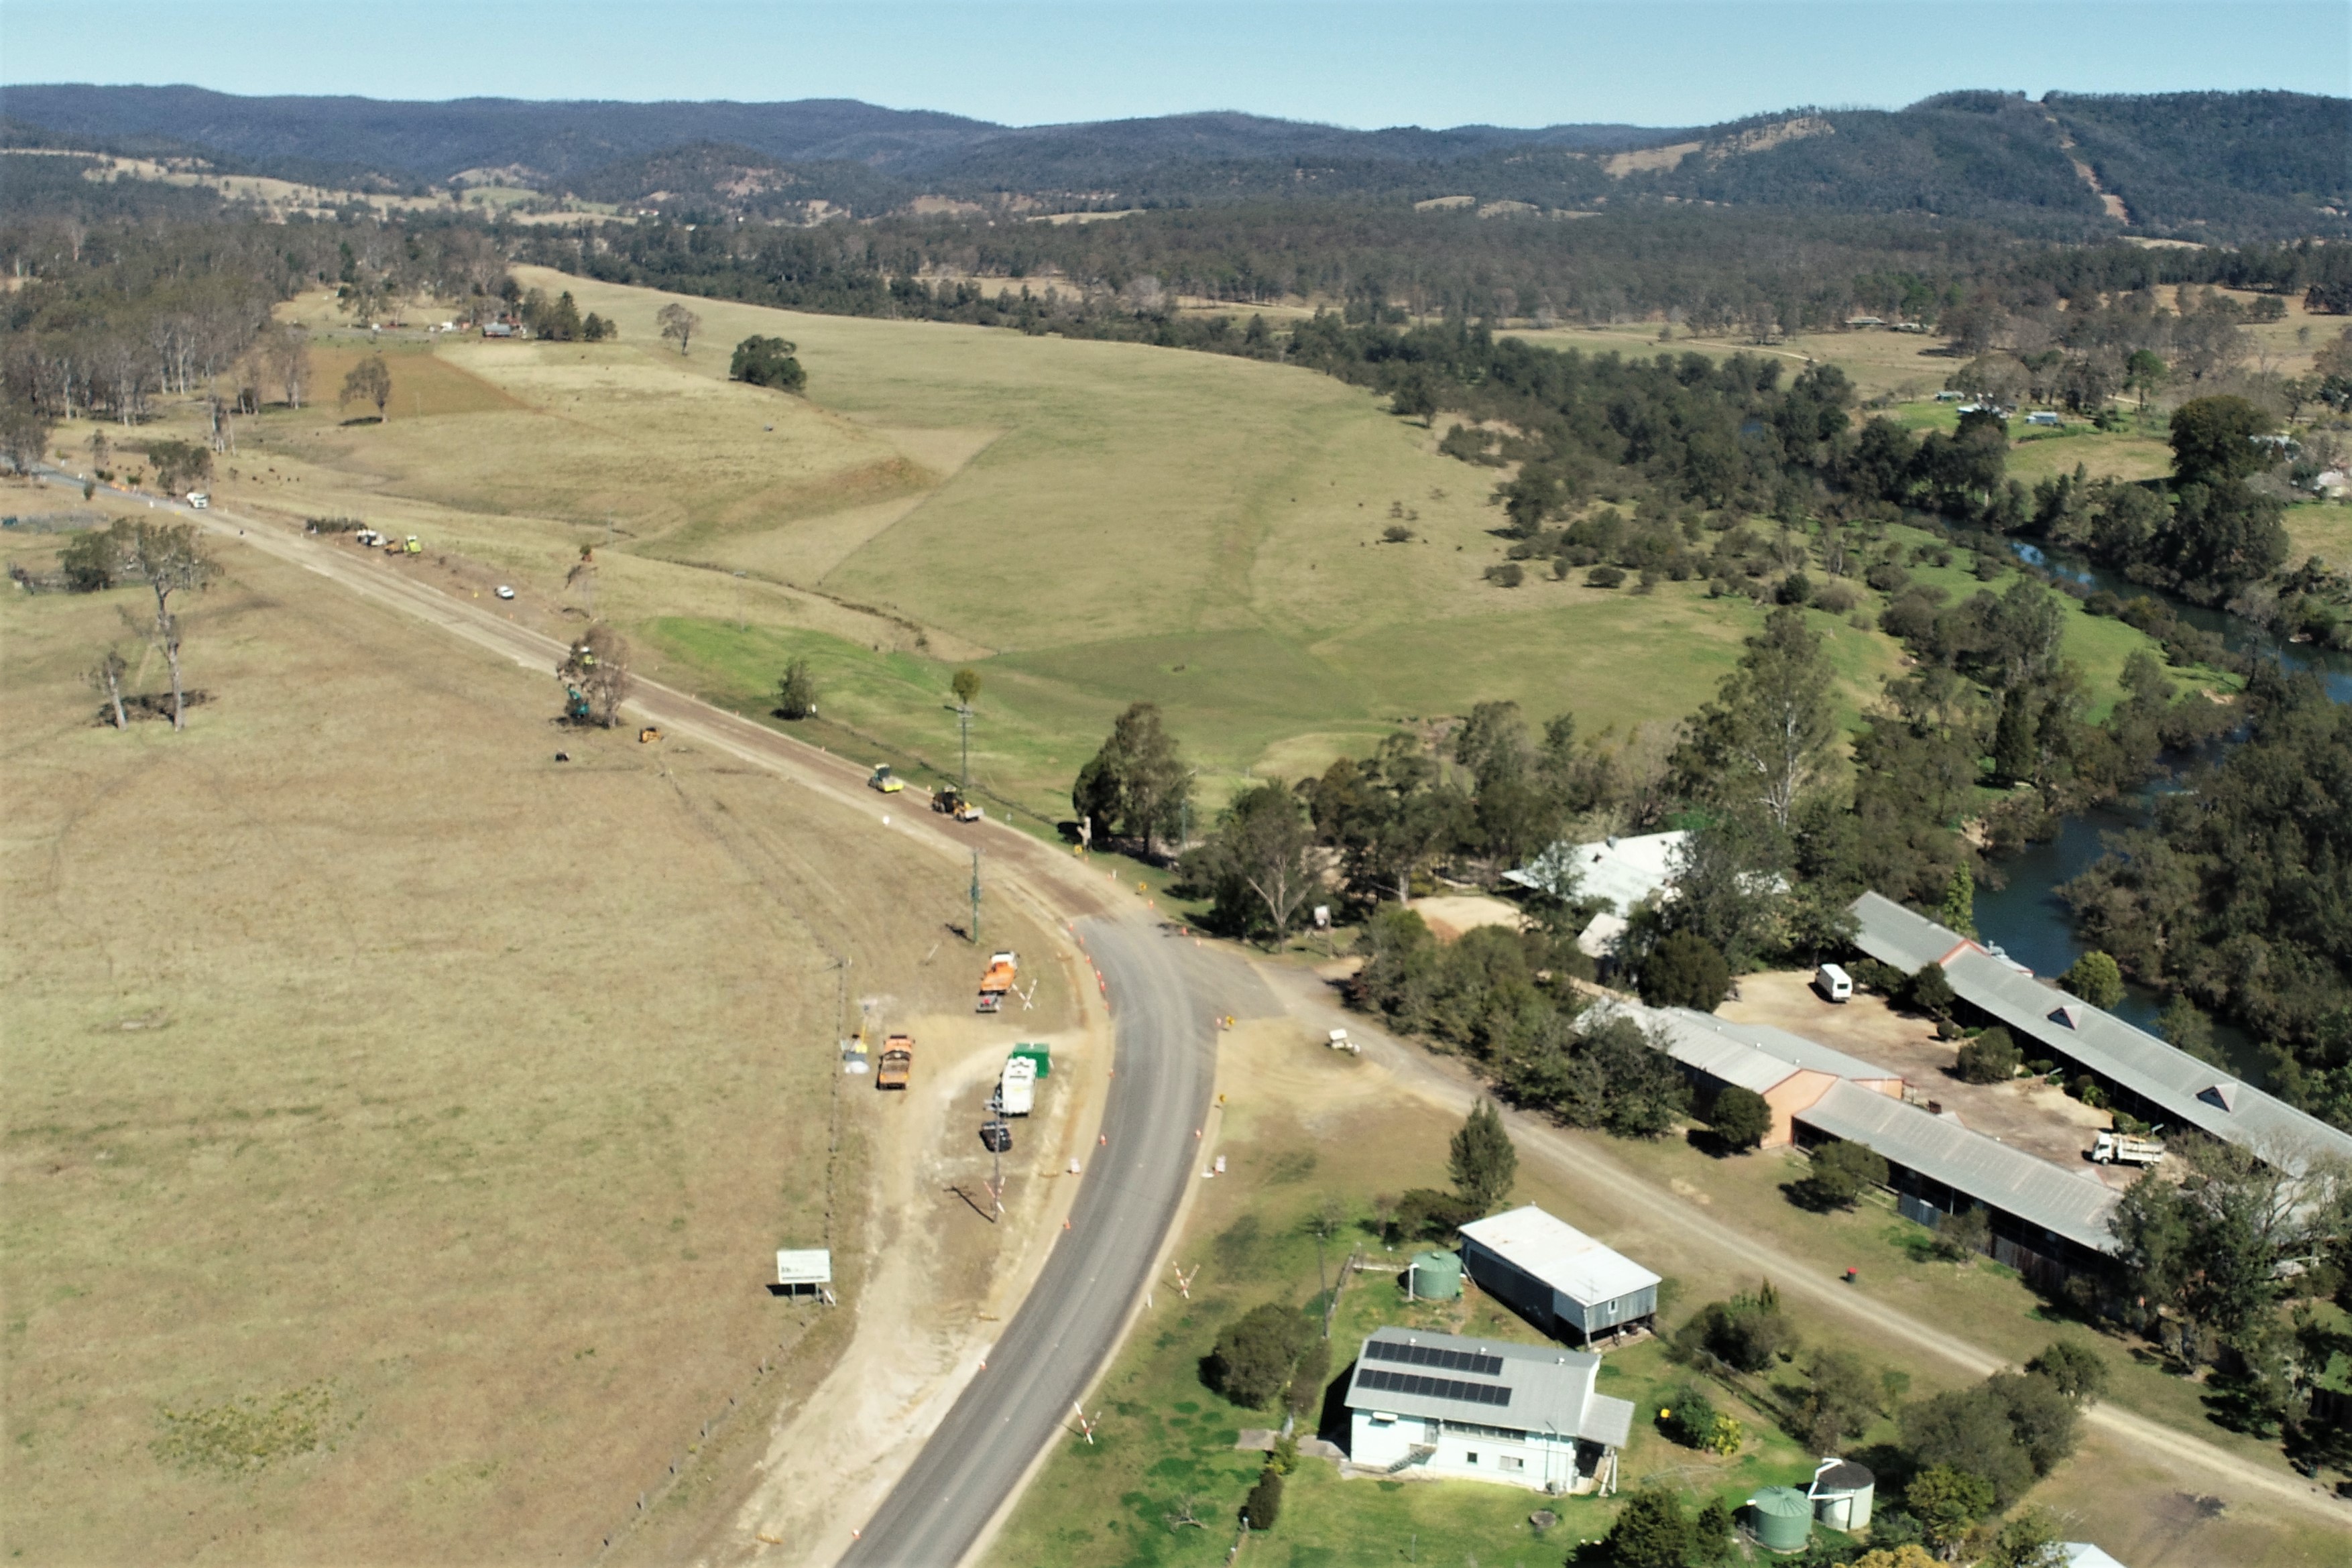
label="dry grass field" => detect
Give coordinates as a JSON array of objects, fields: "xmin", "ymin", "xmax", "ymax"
[{"xmin": 0, "ymin": 512, "xmax": 1072, "ymax": 1563}]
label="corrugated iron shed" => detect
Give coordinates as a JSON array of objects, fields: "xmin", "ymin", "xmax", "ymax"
[
  {"xmin": 1458, "ymin": 1205, "xmax": 1660, "ymax": 1308},
  {"xmin": 1850, "ymin": 893, "xmax": 2352, "ymax": 1174},
  {"xmin": 1796, "ymin": 1081, "xmax": 2121, "ymax": 1253}
]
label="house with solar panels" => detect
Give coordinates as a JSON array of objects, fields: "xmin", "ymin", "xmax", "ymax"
[{"xmin": 1342, "ymin": 1326, "xmax": 1635, "ymax": 1492}]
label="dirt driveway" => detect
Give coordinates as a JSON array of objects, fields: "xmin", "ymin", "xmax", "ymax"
[{"xmin": 1720, "ymin": 971, "xmax": 2127, "ymax": 1184}]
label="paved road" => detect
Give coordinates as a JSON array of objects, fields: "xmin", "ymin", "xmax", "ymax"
[
  {"xmin": 63, "ymin": 477, "xmax": 2347, "ymax": 1543},
  {"xmin": 43, "ymin": 476, "xmax": 1232, "ymax": 1563},
  {"xmin": 839, "ymin": 919, "xmax": 1222, "ymax": 1567}
]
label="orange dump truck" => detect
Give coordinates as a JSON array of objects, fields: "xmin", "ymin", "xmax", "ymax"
[
  {"xmin": 976, "ymin": 951, "xmax": 1018, "ymax": 1014},
  {"xmin": 876, "ymin": 1034, "xmax": 913, "ymax": 1089}
]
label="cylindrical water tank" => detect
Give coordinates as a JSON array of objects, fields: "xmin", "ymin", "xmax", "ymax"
[
  {"xmin": 1810, "ymin": 1459, "xmax": 1876, "ymax": 1531},
  {"xmin": 1748, "ymin": 1487, "xmax": 1814, "ymax": 1553},
  {"xmin": 1408, "ymin": 1250, "xmax": 1462, "ymax": 1300}
]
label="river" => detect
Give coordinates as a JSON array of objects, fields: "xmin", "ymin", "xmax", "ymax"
[{"xmin": 1966, "ymin": 542, "xmax": 2352, "ymax": 1077}]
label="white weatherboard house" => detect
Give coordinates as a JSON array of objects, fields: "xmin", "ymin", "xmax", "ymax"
[
  {"xmin": 1343, "ymin": 1326, "xmax": 1634, "ymax": 1492},
  {"xmin": 1458, "ymin": 1206, "xmax": 1661, "ymax": 1346}
]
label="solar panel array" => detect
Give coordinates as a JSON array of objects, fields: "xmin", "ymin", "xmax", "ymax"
[
  {"xmin": 1356, "ymin": 1367, "xmax": 1513, "ymax": 1408},
  {"xmin": 1364, "ymin": 1340, "xmax": 1505, "ymax": 1377}
]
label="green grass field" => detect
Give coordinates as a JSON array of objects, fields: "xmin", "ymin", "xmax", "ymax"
[
  {"xmin": 164, "ymin": 274, "xmax": 2215, "ymax": 833},
  {"xmin": 2285, "ymin": 499, "xmax": 2352, "ymax": 573}
]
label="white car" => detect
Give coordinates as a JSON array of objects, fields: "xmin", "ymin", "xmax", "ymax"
[
  {"xmin": 495, "ymin": 585, "xmax": 516, "ymax": 600},
  {"xmin": 185, "ymin": 491, "xmax": 209, "ymax": 509}
]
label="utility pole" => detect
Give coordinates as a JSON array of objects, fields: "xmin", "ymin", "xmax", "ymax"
[{"xmin": 968, "ymin": 849, "xmax": 982, "ymax": 945}]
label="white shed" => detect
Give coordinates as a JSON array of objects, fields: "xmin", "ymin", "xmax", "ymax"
[{"xmin": 1458, "ymin": 1206, "xmax": 1660, "ymax": 1347}]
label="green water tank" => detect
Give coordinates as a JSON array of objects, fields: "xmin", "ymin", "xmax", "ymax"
[
  {"xmin": 1408, "ymin": 1251, "xmax": 1462, "ymax": 1300},
  {"xmin": 1747, "ymin": 1487, "xmax": 1814, "ymax": 1553}
]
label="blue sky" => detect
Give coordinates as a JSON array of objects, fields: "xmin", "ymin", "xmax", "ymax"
[{"xmin": 5, "ymin": 1, "xmax": 2344, "ymax": 129}]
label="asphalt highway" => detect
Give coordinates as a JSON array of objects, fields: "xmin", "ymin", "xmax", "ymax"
[
  {"xmin": 39, "ymin": 474, "xmax": 1235, "ymax": 1565},
  {"xmin": 838, "ymin": 918, "xmax": 1222, "ymax": 1567}
]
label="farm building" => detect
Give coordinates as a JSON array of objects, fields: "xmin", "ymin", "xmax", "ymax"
[
  {"xmin": 1342, "ymin": 1325, "xmax": 1634, "ymax": 1493},
  {"xmin": 1505, "ymin": 831, "xmax": 1687, "ymax": 965},
  {"xmin": 1793, "ymin": 1080, "xmax": 2121, "ymax": 1288},
  {"xmin": 1505, "ymin": 830, "xmax": 1686, "ymax": 915},
  {"xmin": 1590, "ymin": 998, "xmax": 1906, "ymax": 1148},
  {"xmin": 1458, "ymin": 1206, "xmax": 1660, "ymax": 1345},
  {"xmin": 1851, "ymin": 894, "xmax": 2352, "ymax": 1175}
]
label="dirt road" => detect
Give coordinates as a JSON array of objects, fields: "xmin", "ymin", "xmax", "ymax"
[
  {"xmin": 1249, "ymin": 959, "xmax": 2352, "ymax": 1534},
  {"xmin": 71, "ymin": 478, "xmax": 2349, "ymax": 1545}
]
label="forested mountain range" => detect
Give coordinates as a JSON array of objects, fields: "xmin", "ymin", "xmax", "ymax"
[{"xmin": 3, "ymin": 82, "xmax": 2344, "ymax": 239}]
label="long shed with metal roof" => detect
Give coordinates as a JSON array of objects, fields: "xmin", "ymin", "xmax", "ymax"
[
  {"xmin": 1794, "ymin": 1080, "xmax": 2121, "ymax": 1280},
  {"xmin": 1457, "ymin": 1206, "xmax": 1661, "ymax": 1346},
  {"xmin": 1850, "ymin": 892, "xmax": 2352, "ymax": 1174}
]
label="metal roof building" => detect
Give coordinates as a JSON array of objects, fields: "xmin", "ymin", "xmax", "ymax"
[
  {"xmin": 1458, "ymin": 1205, "xmax": 1661, "ymax": 1346},
  {"xmin": 1583, "ymin": 996, "xmax": 1907, "ymax": 1146},
  {"xmin": 1343, "ymin": 1325, "xmax": 1635, "ymax": 1492},
  {"xmin": 1794, "ymin": 1081, "xmax": 2122, "ymax": 1256},
  {"xmin": 1505, "ymin": 831, "xmax": 1686, "ymax": 916},
  {"xmin": 1850, "ymin": 893, "xmax": 2352, "ymax": 1174}
]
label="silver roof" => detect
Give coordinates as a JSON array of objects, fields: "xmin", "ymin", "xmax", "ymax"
[
  {"xmin": 1344, "ymin": 1325, "xmax": 1635, "ymax": 1447},
  {"xmin": 1849, "ymin": 890, "xmax": 1977, "ymax": 974},
  {"xmin": 1850, "ymin": 894, "xmax": 2352, "ymax": 1174},
  {"xmin": 1586, "ymin": 997, "xmax": 1904, "ymax": 1092},
  {"xmin": 1796, "ymin": 1080, "xmax": 2122, "ymax": 1252},
  {"xmin": 1458, "ymin": 1205, "xmax": 1661, "ymax": 1307}
]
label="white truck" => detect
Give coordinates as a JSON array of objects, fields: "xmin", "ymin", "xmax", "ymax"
[
  {"xmin": 995, "ymin": 1054, "xmax": 1037, "ymax": 1117},
  {"xmin": 2091, "ymin": 1131, "xmax": 2165, "ymax": 1166}
]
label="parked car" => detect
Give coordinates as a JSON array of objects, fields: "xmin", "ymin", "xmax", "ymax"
[
  {"xmin": 185, "ymin": 491, "xmax": 209, "ymax": 509},
  {"xmin": 495, "ymin": 585, "xmax": 516, "ymax": 599}
]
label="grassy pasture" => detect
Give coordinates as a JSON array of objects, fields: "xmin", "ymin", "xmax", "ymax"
[
  {"xmin": 2284, "ymin": 499, "xmax": 2352, "ymax": 572},
  {"xmin": 183, "ymin": 273, "xmax": 2207, "ymax": 829},
  {"xmin": 0, "ymin": 522, "xmax": 1051, "ymax": 1562}
]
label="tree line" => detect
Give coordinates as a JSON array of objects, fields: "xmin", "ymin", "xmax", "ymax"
[{"xmin": 526, "ymin": 201, "xmax": 2351, "ymax": 344}]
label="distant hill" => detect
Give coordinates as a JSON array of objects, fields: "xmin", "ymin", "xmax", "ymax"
[{"xmin": 2, "ymin": 82, "xmax": 2342, "ymax": 237}]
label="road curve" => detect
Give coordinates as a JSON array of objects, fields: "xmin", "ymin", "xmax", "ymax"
[
  {"xmin": 840, "ymin": 920, "xmax": 1220, "ymax": 1567},
  {"xmin": 38, "ymin": 475, "xmax": 1234, "ymax": 1563}
]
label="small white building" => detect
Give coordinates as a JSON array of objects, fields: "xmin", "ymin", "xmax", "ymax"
[
  {"xmin": 1458, "ymin": 1205, "xmax": 1661, "ymax": 1345},
  {"xmin": 1344, "ymin": 1325, "xmax": 1634, "ymax": 1493}
]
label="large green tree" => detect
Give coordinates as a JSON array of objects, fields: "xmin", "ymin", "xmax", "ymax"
[
  {"xmin": 1674, "ymin": 605, "xmax": 1839, "ymax": 829},
  {"xmin": 1208, "ymin": 1302, "xmax": 1310, "ymax": 1408},
  {"xmin": 1071, "ymin": 702, "xmax": 1193, "ymax": 857},
  {"xmin": 1189, "ymin": 781, "xmax": 1319, "ymax": 944},
  {"xmin": 2167, "ymin": 394, "xmax": 2276, "ymax": 486},
  {"xmin": 1601, "ymin": 1486, "xmax": 1692, "ymax": 1568}
]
